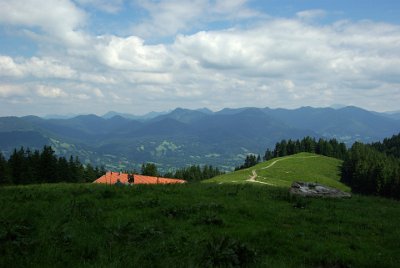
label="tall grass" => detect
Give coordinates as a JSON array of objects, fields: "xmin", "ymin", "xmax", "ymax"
[{"xmin": 0, "ymin": 183, "xmax": 399, "ymax": 267}]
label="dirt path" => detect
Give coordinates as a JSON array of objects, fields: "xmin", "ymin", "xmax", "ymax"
[
  {"xmin": 246, "ymin": 155, "xmax": 320, "ymax": 185},
  {"xmin": 260, "ymin": 155, "xmax": 319, "ymax": 170},
  {"xmin": 248, "ymin": 170, "xmax": 257, "ymax": 181},
  {"xmin": 246, "ymin": 169, "xmax": 274, "ymax": 185},
  {"xmin": 260, "ymin": 159, "xmax": 282, "ymax": 170}
]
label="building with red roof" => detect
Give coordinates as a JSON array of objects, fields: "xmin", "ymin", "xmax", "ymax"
[{"xmin": 93, "ymin": 171, "xmax": 186, "ymax": 185}]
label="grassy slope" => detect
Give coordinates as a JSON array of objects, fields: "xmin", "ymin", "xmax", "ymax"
[
  {"xmin": 205, "ymin": 152, "xmax": 350, "ymax": 191},
  {"xmin": 1, "ymin": 183, "xmax": 399, "ymax": 267}
]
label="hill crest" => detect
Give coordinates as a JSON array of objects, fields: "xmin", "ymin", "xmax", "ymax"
[{"xmin": 205, "ymin": 153, "xmax": 350, "ymax": 191}]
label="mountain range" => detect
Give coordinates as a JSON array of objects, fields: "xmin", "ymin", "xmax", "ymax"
[{"xmin": 1, "ymin": 106, "xmax": 399, "ymax": 171}]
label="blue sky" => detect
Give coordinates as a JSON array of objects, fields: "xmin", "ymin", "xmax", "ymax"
[{"xmin": 0, "ymin": 0, "xmax": 400, "ymax": 116}]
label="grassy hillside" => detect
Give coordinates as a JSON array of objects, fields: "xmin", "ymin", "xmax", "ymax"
[
  {"xmin": 1, "ymin": 183, "xmax": 399, "ymax": 267},
  {"xmin": 205, "ymin": 153, "xmax": 350, "ymax": 191}
]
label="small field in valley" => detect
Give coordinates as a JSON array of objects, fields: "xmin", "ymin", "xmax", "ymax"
[
  {"xmin": 205, "ymin": 153, "xmax": 350, "ymax": 192},
  {"xmin": 1, "ymin": 181, "xmax": 399, "ymax": 267}
]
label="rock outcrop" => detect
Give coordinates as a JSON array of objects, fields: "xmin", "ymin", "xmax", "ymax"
[{"xmin": 290, "ymin": 181, "xmax": 351, "ymax": 198}]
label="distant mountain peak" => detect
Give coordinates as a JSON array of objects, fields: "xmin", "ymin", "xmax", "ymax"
[
  {"xmin": 74, "ymin": 114, "xmax": 103, "ymax": 120},
  {"xmin": 102, "ymin": 110, "xmax": 170, "ymax": 120},
  {"xmin": 151, "ymin": 107, "xmax": 208, "ymax": 124},
  {"xmin": 329, "ymin": 104, "xmax": 347, "ymax": 109},
  {"xmin": 43, "ymin": 113, "xmax": 82, "ymax": 119},
  {"xmin": 196, "ymin": 108, "xmax": 213, "ymax": 114}
]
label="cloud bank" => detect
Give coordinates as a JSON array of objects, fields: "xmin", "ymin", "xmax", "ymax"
[{"xmin": 0, "ymin": 0, "xmax": 399, "ymax": 115}]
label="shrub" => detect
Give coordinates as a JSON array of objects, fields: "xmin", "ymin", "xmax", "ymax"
[{"xmin": 201, "ymin": 236, "xmax": 256, "ymax": 267}]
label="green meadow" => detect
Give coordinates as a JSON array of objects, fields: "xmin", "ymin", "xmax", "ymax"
[
  {"xmin": 206, "ymin": 153, "xmax": 350, "ymax": 192},
  {"xmin": 1, "ymin": 181, "xmax": 399, "ymax": 267}
]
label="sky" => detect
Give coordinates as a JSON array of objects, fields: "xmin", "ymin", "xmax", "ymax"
[{"xmin": 1, "ymin": 0, "xmax": 400, "ymax": 116}]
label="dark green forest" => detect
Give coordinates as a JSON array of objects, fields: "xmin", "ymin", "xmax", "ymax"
[
  {"xmin": 342, "ymin": 134, "xmax": 400, "ymax": 199},
  {"xmin": 0, "ymin": 146, "xmax": 104, "ymax": 185},
  {"xmin": 265, "ymin": 136, "xmax": 348, "ymax": 160},
  {"xmin": 164, "ymin": 164, "xmax": 224, "ymax": 182},
  {"xmin": 140, "ymin": 162, "xmax": 225, "ymax": 182},
  {"xmin": 0, "ymin": 147, "xmax": 224, "ymax": 185},
  {"xmin": 234, "ymin": 154, "xmax": 261, "ymax": 171}
]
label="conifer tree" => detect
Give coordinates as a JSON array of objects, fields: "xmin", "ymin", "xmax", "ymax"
[
  {"xmin": 141, "ymin": 163, "xmax": 158, "ymax": 176},
  {"xmin": 0, "ymin": 152, "xmax": 10, "ymax": 184}
]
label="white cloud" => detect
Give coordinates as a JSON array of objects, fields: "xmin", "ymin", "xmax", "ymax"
[
  {"xmin": 0, "ymin": 55, "xmax": 77, "ymax": 79},
  {"xmin": 1, "ymin": 2, "xmax": 400, "ymax": 114},
  {"xmin": 0, "ymin": 56, "xmax": 25, "ymax": 77},
  {"xmin": 79, "ymin": 73, "xmax": 117, "ymax": 84},
  {"xmin": 131, "ymin": 0, "xmax": 260, "ymax": 38},
  {"xmin": 92, "ymin": 88, "xmax": 105, "ymax": 98},
  {"xmin": 74, "ymin": 93, "xmax": 90, "ymax": 100},
  {"xmin": 123, "ymin": 72, "xmax": 173, "ymax": 85},
  {"xmin": 27, "ymin": 57, "xmax": 77, "ymax": 79},
  {"xmin": 0, "ymin": 0, "xmax": 87, "ymax": 45},
  {"xmin": 174, "ymin": 18, "xmax": 400, "ymax": 83},
  {"xmin": 213, "ymin": 0, "xmax": 262, "ymax": 19},
  {"xmin": 132, "ymin": 0, "xmax": 207, "ymax": 38},
  {"xmin": 94, "ymin": 35, "xmax": 172, "ymax": 71},
  {"xmin": 296, "ymin": 9, "xmax": 326, "ymax": 21},
  {"xmin": 170, "ymin": 18, "xmax": 400, "ymax": 111},
  {"xmin": 0, "ymin": 84, "xmax": 28, "ymax": 97},
  {"xmin": 75, "ymin": 0, "xmax": 124, "ymax": 14},
  {"xmin": 36, "ymin": 85, "xmax": 68, "ymax": 98},
  {"xmin": 282, "ymin": 80, "xmax": 295, "ymax": 90}
]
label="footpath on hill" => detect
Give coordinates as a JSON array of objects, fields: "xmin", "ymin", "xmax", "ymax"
[{"xmin": 246, "ymin": 155, "xmax": 320, "ymax": 185}]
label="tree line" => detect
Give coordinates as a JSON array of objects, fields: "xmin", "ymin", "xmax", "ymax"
[
  {"xmin": 234, "ymin": 154, "xmax": 261, "ymax": 171},
  {"xmin": 0, "ymin": 146, "xmax": 224, "ymax": 185},
  {"xmin": 0, "ymin": 146, "xmax": 105, "ymax": 185},
  {"xmin": 342, "ymin": 134, "xmax": 400, "ymax": 199},
  {"xmin": 165, "ymin": 165, "xmax": 224, "ymax": 182},
  {"xmin": 371, "ymin": 134, "xmax": 400, "ymax": 158},
  {"xmin": 264, "ymin": 136, "xmax": 348, "ymax": 161},
  {"xmin": 234, "ymin": 137, "xmax": 347, "ymax": 171},
  {"xmin": 140, "ymin": 162, "xmax": 225, "ymax": 182}
]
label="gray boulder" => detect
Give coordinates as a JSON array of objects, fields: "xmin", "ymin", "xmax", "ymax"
[{"xmin": 290, "ymin": 181, "xmax": 351, "ymax": 198}]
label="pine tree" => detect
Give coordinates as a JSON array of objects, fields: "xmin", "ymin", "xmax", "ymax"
[
  {"xmin": 8, "ymin": 147, "xmax": 26, "ymax": 184},
  {"xmin": 0, "ymin": 152, "xmax": 10, "ymax": 184},
  {"xmin": 263, "ymin": 149, "xmax": 273, "ymax": 161},
  {"xmin": 57, "ymin": 156, "xmax": 72, "ymax": 182},
  {"xmin": 39, "ymin": 146, "xmax": 58, "ymax": 183},
  {"xmin": 141, "ymin": 163, "xmax": 158, "ymax": 176}
]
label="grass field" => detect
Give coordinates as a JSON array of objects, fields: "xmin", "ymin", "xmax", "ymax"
[
  {"xmin": 1, "ymin": 182, "xmax": 399, "ymax": 267},
  {"xmin": 205, "ymin": 153, "xmax": 350, "ymax": 191}
]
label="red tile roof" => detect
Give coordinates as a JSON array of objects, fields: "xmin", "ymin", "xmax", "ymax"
[{"xmin": 93, "ymin": 171, "xmax": 186, "ymax": 185}]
